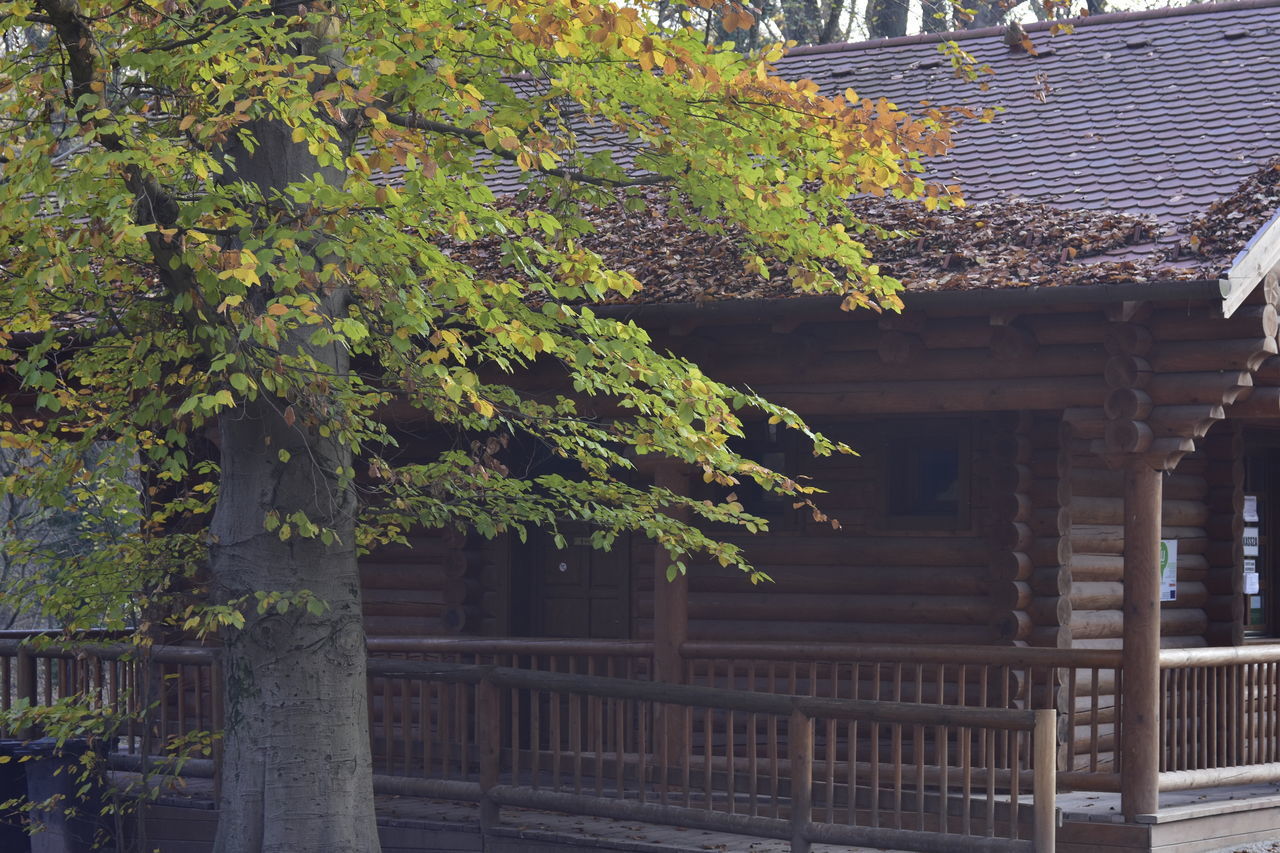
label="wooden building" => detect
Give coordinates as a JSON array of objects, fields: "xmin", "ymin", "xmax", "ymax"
[
  {"xmin": 11, "ymin": 3, "xmax": 1280, "ymax": 852},
  {"xmin": 349, "ymin": 2, "xmax": 1280, "ymax": 849}
]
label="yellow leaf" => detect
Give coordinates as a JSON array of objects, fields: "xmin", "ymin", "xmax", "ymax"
[
  {"xmin": 377, "ymin": 60, "xmax": 396, "ymax": 74},
  {"xmin": 267, "ymin": 302, "xmax": 289, "ymax": 316},
  {"xmin": 178, "ymin": 115, "xmax": 196, "ymax": 131}
]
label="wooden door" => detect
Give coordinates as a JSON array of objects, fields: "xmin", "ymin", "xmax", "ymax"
[{"xmin": 534, "ymin": 528, "xmax": 631, "ymax": 639}]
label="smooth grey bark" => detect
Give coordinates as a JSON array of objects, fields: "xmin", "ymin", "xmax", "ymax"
[{"xmin": 208, "ymin": 119, "xmax": 379, "ymax": 853}]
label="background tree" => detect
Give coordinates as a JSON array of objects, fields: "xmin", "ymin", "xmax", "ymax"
[{"xmin": 0, "ymin": 0, "xmax": 960, "ymax": 850}]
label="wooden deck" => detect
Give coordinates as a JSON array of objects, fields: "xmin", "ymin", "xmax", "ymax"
[
  {"xmin": 133, "ymin": 775, "xmax": 903, "ymax": 853},
  {"xmin": 124, "ymin": 774, "xmax": 1280, "ymax": 853}
]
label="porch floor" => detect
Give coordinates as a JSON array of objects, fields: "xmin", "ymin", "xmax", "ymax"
[
  {"xmin": 132, "ymin": 775, "xmax": 905, "ymax": 853},
  {"xmin": 124, "ymin": 773, "xmax": 1280, "ymax": 853}
]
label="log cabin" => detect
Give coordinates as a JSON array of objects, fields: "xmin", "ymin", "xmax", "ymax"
[
  {"xmin": 351, "ymin": 2, "xmax": 1280, "ymax": 849},
  {"xmin": 10, "ymin": 2, "xmax": 1280, "ymax": 852}
]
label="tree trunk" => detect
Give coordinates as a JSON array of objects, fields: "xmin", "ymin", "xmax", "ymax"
[
  {"xmin": 865, "ymin": 0, "xmax": 907, "ymax": 39},
  {"xmin": 208, "ymin": 119, "xmax": 379, "ymax": 853}
]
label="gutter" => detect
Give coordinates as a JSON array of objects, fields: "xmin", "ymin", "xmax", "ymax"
[
  {"xmin": 594, "ymin": 278, "xmax": 1224, "ymax": 326},
  {"xmin": 1220, "ymin": 207, "xmax": 1280, "ymax": 318}
]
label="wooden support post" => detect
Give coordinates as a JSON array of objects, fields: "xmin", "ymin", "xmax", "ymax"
[
  {"xmin": 1033, "ymin": 709, "xmax": 1058, "ymax": 853},
  {"xmin": 211, "ymin": 659, "xmax": 224, "ymax": 803},
  {"xmin": 16, "ymin": 645, "xmax": 36, "ymax": 739},
  {"xmin": 1121, "ymin": 462, "xmax": 1162, "ymax": 821},
  {"xmin": 477, "ymin": 676, "xmax": 501, "ymax": 835},
  {"xmin": 789, "ymin": 709, "xmax": 813, "ymax": 853},
  {"xmin": 653, "ymin": 463, "xmax": 690, "ymax": 767}
]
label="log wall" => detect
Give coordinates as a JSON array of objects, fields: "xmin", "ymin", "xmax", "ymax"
[
  {"xmin": 361, "ymin": 529, "xmax": 501, "ymax": 637},
  {"xmin": 633, "ymin": 415, "xmax": 1004, "ymax": 646},
  {"xmin": 1067, "ymin": 441, "xmax": 1211, "ymax": 650}
]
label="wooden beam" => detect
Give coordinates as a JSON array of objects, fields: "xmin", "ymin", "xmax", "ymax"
[
  {"xmin": 1120, "ymin": 462, "xmax": 1162, "ymax": 821},
  {"xmin": 652, "ymin": 462, "xmax": 690, "ymax": 765}
]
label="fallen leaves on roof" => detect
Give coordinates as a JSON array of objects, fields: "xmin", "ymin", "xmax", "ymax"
[
  {"xmin": 1180, "ymin": 158, "xmax": 1280, "ymax": 261},
  {"xmin": 450, "ymin": 187, "xmax": 1224, "ymax": 306}
]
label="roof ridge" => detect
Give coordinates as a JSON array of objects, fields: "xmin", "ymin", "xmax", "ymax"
[{"xmin": 783, "ymin": 0, "xmax": 1280, "ymax": 58}]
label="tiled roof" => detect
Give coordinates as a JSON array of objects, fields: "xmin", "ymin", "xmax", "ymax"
[
  {"xmin": 779, "ymin": 0, "xmax": 1280, "ymax": 227},
  {"xmin": 459, "ymin": 2, "xmax": 1280, "ymax": 299}
]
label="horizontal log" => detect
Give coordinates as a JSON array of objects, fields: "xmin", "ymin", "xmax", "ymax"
[
  {"xmin": 1151, "ymin": 336, "xmax": 1277, "ymax": 373},
  {"xmin": 1031, "ymin": 566, "xmax": 1071, "ymax": 596},
  {"xmin": 1072, "ymin": 524, "xmax": 1124, "ymax": 555},
  {"xmin": 1029, "ymin": 477, "xmax": 1070, "ymax": 508},
  {"xmin": 1146, "ymin": 405, "xmax": 1225, "ymax": 439},
  {"xmin": 1030, "ymin": 536, "xmax": 1071, "ymax": 568},
  {"xmin": 1106, "ymin": 321, "xmax": 1152, "ymax": 356},
  {"xmin": 1070, "ymin": 581, "xmax": 1207, "ymax": 611},
  {"xmin": 1030, "ymin": 507, "xmax": 1070, "ymax": 537},
  {"xmin": 1228, "ymin": 387, "xmax": 1280, "ymax": 419},
  {"xmin": 990, "ymin": 581, "xmax": 1032, "ymax": 611},
  {"xmin": 1071, "ymin": 582, "xmax": 1124, "ymax": 611},
  {"xmin": 1070, "ymin": 553, "xmax": 1124, "ymax": 582},
  {"xmin": 994, "ymin": 491, "xmax": 1032, "ymax": 523},
  {"xmin": 1070, "ymin": 496, "xmax": 1208, "ymax": 527},
  {"xmin": 689, "ymin": 564, "xmax": 988, "ymax": 596},
  {"xmin": 990, "ymin": 550, "xmax": 1034, "ymax": 582},
  {"xmin": 1028, "ymin": 448, "xmax": 1065, "ymax": 479},
  {"xmin": 1255, "ymin": 354, "xmax": 1280, "ymax": 386},
  {"xmin": 759, "ymin": 376, "xmax": 1105, "ymax": 415},
  {"xmin": 1104, "ymin": 354, "xmax": 1151, "ymax": 390},
  {"xmin": 684, "ymin": 620, "xmax": 996, "ymax": 646},
  {"xmin": 361, "ymin": 565, "xmax": 451, "ymax": 591},
  {"xmin": 1205, "ymin": 593, "xmax": 1238, "ymax": 622},
  {"xmin": 877, "ymin": 330, "xmax": 924, "ymax": 364},
  {"xmin": 1070, "ymin": 608, "xmax": 1209, "ymax": 641},
  {"xmin": 734, "ymin": 536, "xmax": 989, "ymax": 567},
  {"xmin": 365, "ymin": 616, "xmax": 449, "ymax": 637},
  {"xmin": 678, "ymin": 593, "xmax": 994, "ymax": 626},
  {"xmin": 1204, "ymin": 572, "xmax": 1243, "ymax": 596},
  {"xmin": 1149, "ymin": 304, "xmax": 1278, "ymax": 341},
  {"xmin": 1205, "ymin": 511, "xmax": 1243, "ymax": 541},
  {"xmin": 1103, "ymin": 371, "xmax": 1250, "ymax": 407},
  {"xmin": 1069, "ymin": 525, "xmax": 1206, "ymax": 556},
  {"xmin": 1030, "ymin": 625, "xmax": 1071, "ymax": 647},
  {"xmin": 1029, "ymin": 595, "xmax": 1071, "ymax": 626},
  {"xmin": 989, "ymin": 462, "xmax": 1033, "ymax": 494},
  {"xmin": 1065, "ymin": 407, "xmax": 1109, "ymax": 440},
  {"xmin": 988, "ymin": 521, "xmax": 1033, "ymax": 551},
  {"xmin": 1069, "ymin": 466, "xmax": 1206, "ymax": 501},
  {"xmin": 990, "ymin": 323, "xmax": 1038, "ymax": 361}
]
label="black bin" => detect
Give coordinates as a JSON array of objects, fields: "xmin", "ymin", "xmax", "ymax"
[
  {"xmin": 0, "ymin": 739, "xmax": 31, "ymax": 853},
  {"xmin": 16, "ymin": 738, "xmax": 104, "ymax": 853}
]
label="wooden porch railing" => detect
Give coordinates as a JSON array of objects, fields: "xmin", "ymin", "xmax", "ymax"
[
  {"xmin": 681, "ymin": 641, "xmax": 1124, "ymax": 793},
  {"xmin": 368, "ymin": 658, "xmax": 1058, "ymax": 853},
  {"xmin": 15, "ymin": 635, "xmax": 1280, "ymax": 837},
  {"xmin": 1158, "ymin": 643, "xmax": 1280, "ymax": 791}
]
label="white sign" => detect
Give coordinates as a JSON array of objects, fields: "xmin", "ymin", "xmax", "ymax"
[
  {"xmin": 1246, "ymin": 572, "xmax": 1261, "ymax": 594},
  {"xmin": 1245, "ymin": 495, "xmax": 1260, "ymax": 523},
  {"xmin": 1160, "ymin": 539, "xmax": 1178, "ymax": 602},
  {"xmin": 1245, "ymin": 527, "xmax": 1261, "ymax": 557}
]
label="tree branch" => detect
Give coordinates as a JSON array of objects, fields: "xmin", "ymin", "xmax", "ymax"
[{"xmin": 383, "ymin": 112, "xmax": 670, "ymax": 188}]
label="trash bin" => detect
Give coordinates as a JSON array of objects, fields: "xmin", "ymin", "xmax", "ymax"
[
  {"xmin": 16, "ymin": 739, "xmax": 104, "ymax": 853},
  {"xmin": 0, "ymin": 739, "xmax": 30, "ymax": 853}
]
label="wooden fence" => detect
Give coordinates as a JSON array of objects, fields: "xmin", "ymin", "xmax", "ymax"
[
  {"xmin": 11, "ymin": 635, "xmax": 1280, "ymax": 847},
  {"xmin": 366, "ymin": 658, "xmax": 1058, "ymax": 853},
  {"xmin": 1158, "ymin": 645, "xmax": 1280, "ymax": 790}
]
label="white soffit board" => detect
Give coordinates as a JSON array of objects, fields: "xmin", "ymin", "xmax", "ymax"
[{"xmin": 1221, "ymin": 208, "xmax": 1280, "ymax": 318}]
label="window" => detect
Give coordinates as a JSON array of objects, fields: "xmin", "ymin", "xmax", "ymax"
[{"xmin": 882, "ymin": 422, "xmax": 971, "ymax": 531}]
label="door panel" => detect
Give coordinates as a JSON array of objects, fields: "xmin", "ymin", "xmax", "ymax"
[{"xmin": 534, "ymin": 529, "xmax": 630, "ymax": 639}]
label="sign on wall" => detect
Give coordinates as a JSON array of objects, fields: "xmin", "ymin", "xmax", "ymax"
[{"xmin": 1160, "ymin": 539, "xmax": 1178, "ymax": 602}]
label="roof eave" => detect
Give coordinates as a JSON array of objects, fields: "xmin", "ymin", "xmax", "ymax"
[
  {"xmin": 1221, "ymin": 208, "xmax": 1280, "ymax": 318},
  {"xmin": 594, "ymin": 278, "xmax": 1225, "ymax": 326}
]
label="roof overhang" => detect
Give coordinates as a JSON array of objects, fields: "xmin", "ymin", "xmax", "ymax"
[
  {"xmin": 1221, "ymin": 208, "xmax": 1280, "ymax": 318},
  {"xmin": 595, "ymin": 278, "xmax": 1225, "ymax": 327}
]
